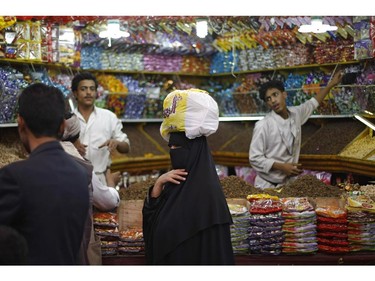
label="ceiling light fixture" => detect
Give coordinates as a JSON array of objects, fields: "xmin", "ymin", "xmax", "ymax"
[
  {"xmin": 99, "ymin": 19, "xmax": 130, "ymax": 47},
  {"xmin": 196, "ymin": 19, "xmax": 208, "ymax": 38},
  {"xmin": 298, "ymin": 17, "xmax": 338, "ymax": 34}
]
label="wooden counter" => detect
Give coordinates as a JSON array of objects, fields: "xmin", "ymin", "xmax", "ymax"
[
  {"xmin": 110, "ymin": 152, "xmax": 375, "ymax": 178},
  {"xmin": 102, "ymin": 252, "xmax": 375, "ymax": 265}
]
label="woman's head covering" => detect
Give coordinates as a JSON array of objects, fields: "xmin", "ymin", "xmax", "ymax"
[{"xmin": 62, "ymin": 113, "xmax": 80, "ymax": 142}]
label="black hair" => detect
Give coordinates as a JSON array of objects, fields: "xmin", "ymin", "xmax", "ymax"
[
  {"xmin": 64, "ymin": 111, "xmax": 74, "ymax": 119},
  {"xmin": 71, "ymin": 72, "xmax": 98, "ymax": 92},
  {"xmin": 18, "ymin": 83, "xmax": 65, "ymax": 138},
  {"xmin": 259, "ymin": 80, "xmax": 285, "ymax": 101}
]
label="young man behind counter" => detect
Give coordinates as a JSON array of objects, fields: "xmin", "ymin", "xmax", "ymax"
[
  {"xmin": 71, "ymin": 72, "xmax": 130, "ymax": 185},
  {"xmin": 249, "ymin": 70, "xmax": 343, "ymax": 189}
]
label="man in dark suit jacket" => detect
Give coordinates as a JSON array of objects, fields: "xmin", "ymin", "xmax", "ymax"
[{"xmin": 0, "ymin": 83, "xmax": 90, "ymax": 265}]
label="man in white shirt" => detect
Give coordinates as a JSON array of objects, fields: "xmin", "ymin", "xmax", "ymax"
[
  {"xmin": 249, "ymin": 70, "xmax": 343, "ymax": 189},
  {"xmin": 71, "ymin": 72, "xmax": 130, "ymax": 185},
  {"xmin": 61, "ymin": 112, "xmax": 120, "ymax": 211}
]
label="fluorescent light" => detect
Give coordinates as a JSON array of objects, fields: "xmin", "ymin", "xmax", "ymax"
[
  {"xmin": 298, "ymin": 17, "xmax": 338, "ymax": 34},
  {"xmin": 196, "ymin": 19, "xmax": 208, "ymax": 38},
  {"xmin": 354, "ymin": 114, "xmax": 375, "ymax": 131}
]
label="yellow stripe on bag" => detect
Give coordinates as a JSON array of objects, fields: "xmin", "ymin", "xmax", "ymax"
[{"xmin": 160, "ymin": 91, "xmax": 187, "ymax": 140}]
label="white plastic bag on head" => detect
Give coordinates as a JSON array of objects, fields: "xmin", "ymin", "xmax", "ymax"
[{"xmin": 160, "ymin": 88, "xmax": 219, "ymax": 141}]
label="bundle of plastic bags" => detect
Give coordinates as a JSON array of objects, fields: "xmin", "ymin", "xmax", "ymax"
[{"xmin": 160, "ymin": 88, "xmax": 219, "ymax": 141}]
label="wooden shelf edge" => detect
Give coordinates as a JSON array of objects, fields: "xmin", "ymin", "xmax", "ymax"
[{"xmin": 110, "ymin": 152, "xmax": 375, "ymax": 178}]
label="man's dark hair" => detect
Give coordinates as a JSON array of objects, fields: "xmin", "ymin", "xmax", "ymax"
[
  {"xmin": 18, "ymin": 83, "xmax": 65, "ymax": 138},
  {"xmin": 259, "ymin": 80, "xmax": 285, "ymax": 101},
  {"xmin": 71, "ymin": 72, "xmax": 98, "ymax": 92},
  {"xmin": 0, "ymin": 225, "xmax": 28, "ymax": 265}
]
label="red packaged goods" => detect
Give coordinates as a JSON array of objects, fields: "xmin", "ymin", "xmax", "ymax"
[
  {"xmin": 119, "ymin": 229, "xmax": 144, "ymax": 242},
  {"xmin": 317, "ymin": 231, "xmax": 348, "ymax": 239},
  {"xmin": 317, "ymin": 216, "xmax": 347, "ymax": 224},
  {"xmin": 317, "ymin": 223, "xmax": 348, "ymax": 232},
  {"xmin": 317, "ymin": 237, "xmax": 349, "ymax": 247},
  {"xmin": 93, "ymin": 212, "xmax": 119, "ymax": 228},
  {"xmin": 318, "ymin": 244, "xmax": 350, "ymax": 253}
]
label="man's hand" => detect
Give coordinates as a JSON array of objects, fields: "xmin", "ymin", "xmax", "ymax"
[
  {"xmin": 273, "ymin": 162, "xmax": 302, "ymax": 176},
  {"xmin": 105, "ymin": 169, "xmax": 121, "ymax": 187},
  {"xmin": 73, "ymin": 139, "xmax": 87, "ymax": 157},
  {"xmin": 99, "ymin": 139, "xmax": 118, "ymax": 153}
]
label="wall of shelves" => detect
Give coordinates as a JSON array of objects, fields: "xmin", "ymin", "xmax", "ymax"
[{"xmin": 1, "ymin": 58, "xmax": 373, "ymax": 127}]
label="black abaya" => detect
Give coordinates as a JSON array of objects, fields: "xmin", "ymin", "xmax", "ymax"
[{"xmin": 142, "ymin": 132, "xmax": 234, "ymax": 265}]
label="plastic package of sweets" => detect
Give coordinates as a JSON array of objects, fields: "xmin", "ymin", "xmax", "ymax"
[{"xmin": 160, "ymin": 88, "xmax": 219, "ymax": 141}]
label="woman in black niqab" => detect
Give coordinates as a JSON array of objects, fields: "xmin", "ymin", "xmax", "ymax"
[{"xmin": 142, "ymin": 132, "xmax": 234, "ymax": 265}]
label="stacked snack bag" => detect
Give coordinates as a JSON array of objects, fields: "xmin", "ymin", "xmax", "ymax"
[
  {"xmin": 315, "ymin": 197, "xmax": 349, "ymax": 253},
  {"xmin": 227, "ymin": 203, "xmax": 250, "ymax": 255},
  {"xmin": 118, "ymin": 228, "xmax": 145, "ymax": 256},
  {"xmin": 281, "ymin": 197, "xmax": 318, "ymax": 255},
  {"xmin": 346, "ymin": 194, "xmax": 375, "ymax": 251},
  {"xmin": 93, "ymin": 212, "xmax": 120, "ymax": 256},
  {"xmin": 247, "ymin": 194, "xmax": 284, "ymax": 255}
]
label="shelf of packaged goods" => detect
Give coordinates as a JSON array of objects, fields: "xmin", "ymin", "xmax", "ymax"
[
  {"xmin": 0, "ymin": 58, "xmax": 79, "ymax": 70},
  {"xmin": 87, "ymin": 60, "xmax": 360, "ymax": 76},
  {"xmin": 0, "ymin": 58, "xmax": 363, "ymax": 77}
]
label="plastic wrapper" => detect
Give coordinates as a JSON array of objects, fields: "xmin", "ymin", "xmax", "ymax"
[
  {"xmin": 280, "ymin": 197, "xmax": 314, "ymax": 212},
  {"xmin": 348, "ymin": 222, "xmax": 375, "ymax": 230},
  {"xmin": 315, "ymin": 197, "xmax": 347, "ymax": 219},
  {"xmin": 317, "ymin": 237, "xmax": 349, "ymax": 247},
  {"xmin": 248, "ymin": 225, "xmax": 283, "ymax": 233},
  {"xmin": 228, "ymin": 204, "xmax": 248, "ymax": 216},
  {"xmin": 101, "ymin": 248, "xmax": 118, "ymax": 256},
  {"xmin": 119, "ymin": 229, "xmax": 144, "ymax": 242},
  {"xmin": 282, "ymin": 210, "xmax": 316, "ymax": 219},
  {"xmin": 283, "ymin": 223, "xmax": 316, "ymax": 233},
  {"xmin": 160, "ymin": 88, "xmax": 219, "ymax": 141},
  {"xmin": 118, "ymin": 246, "xmax": 144, "ymax": 254},
  {"xmin": 283, "ymin": 218, "xmax": 317, "ymax": 227},
  {"xmin": 93, "ymin": 212, "xmax": 119, "ymax": 228},
  {"xmin": 248, "ymin": 236, "xmax": 284, "ymax": 246},
  {"xmin": 317, "ymin": 231, "xmax": 348, "ymax": 239},
  {"xmin": 100, "ymin": 240, "xmax": 119, "ymax": 248},
  {"xmin": 247, "ymin": 194, "xmax": 279, "ymax": 202},
  {"xmin": 317, "ymin": 216, "xmax": 347, "ymax": 224},
  {"xmin": 249, "ymin": 199, "xmax": 282, "ymax": 214},
  {"xmin": 317, "ymin": 223, "xmax": 348, "ymax": 232},
  {"xmin": 318, "ymin": 244, "xmax": 350, "ymax": 253},
  {"xmin": 248, "ymin": 229, "xmax": 283, "ymax": 240},
  {"xmin": 284, "ymin": 230, "xmax": 317, "ymax": 238}
]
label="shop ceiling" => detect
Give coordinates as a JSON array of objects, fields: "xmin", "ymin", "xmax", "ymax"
[{"xmin": 12, "ymin": 16, "xmax": 355, "ymax": 37}]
